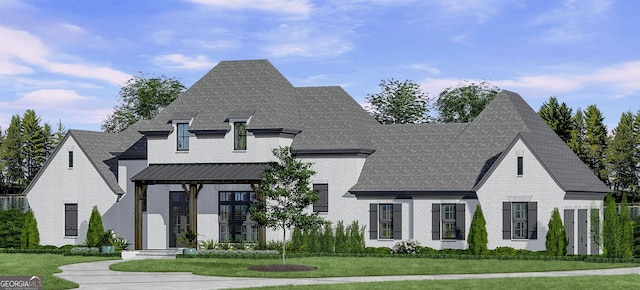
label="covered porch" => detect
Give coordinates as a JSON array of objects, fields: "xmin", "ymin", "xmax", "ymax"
[{"xmin": 130, "ymin": 163, "xmax": 267, "ymax": 250}]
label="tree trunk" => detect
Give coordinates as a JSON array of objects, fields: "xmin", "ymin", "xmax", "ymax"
[{"xmin": 281, "ymin": 226, "xmax": 286, "ymax": 265}]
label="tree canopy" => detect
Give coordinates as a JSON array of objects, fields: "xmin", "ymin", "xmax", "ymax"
[
  {"xmin": 435, "ymin": 81, "xmax": 499, "ymax": 123},
  {"xmin": 365, "ymin": 79, "xmax": 431, "ymax": 124},
  {"xmin": 249, "ymin": 146, "xmax": 325, "ymax": 264},
  {"xmin": 539, "ymin": 97, "xmax": 573, "ymax": 143},
  {"xmin": 102, "ymin": 74, "xmax": 186, "ymax": 132}
]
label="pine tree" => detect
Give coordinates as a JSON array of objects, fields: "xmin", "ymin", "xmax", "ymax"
[
  {"xmin": 539, "ymin": 97, "xmax": 573, "ymax": 143},
  {"xmin": 618, "ymin": 193, "xmax": 633, "ymax": 258},
  {"xmin": 606, "ymin": 112, "xmax": 638, "ymax": 197},
  {"xmin": 467, "ymin": 205, "xmax": 488, "ymax": 255},
  {"xmin": 545, "ymin": 208, "xmax": 567, "ymax": 256},
  {"xmin": 568, "ymin": 109, "xmax": 587, "ymax": 162},
  {"xmin": 86, "ymin": 206, "xmax": 105, "ymax": 247},
  {"xmin": 52, "ymin": 119, "xmax": 67, "ymax": 148},
  {"xmin": 584, "ymin": 105, "xmax": 609, "ymax": 184},
  {"xmin": 603, "ymin": 194, "xmax": 618, "ymax": 257},
  {"xmin": 1, "ymin": 115, "xmax": 23, "ymax": 190},
  {"xmin": 20, "ymin": 209, "xmax": 39, "ymax": 249},
  {"xmin": 21, "ymin": 110, "xmax": 46, "ymax": 184},
  {"xmin": 307, "ymin": 227, "xmax": 320, "ymax": 253}
]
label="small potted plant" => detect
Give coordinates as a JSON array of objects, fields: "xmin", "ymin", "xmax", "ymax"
[
  {"xmin": 99, "ymin": 230, "xmax": 115, "ymax": 253},
  {"xmin": 177, "ymin": 229, "xmax": 198, "ymax": 254}
]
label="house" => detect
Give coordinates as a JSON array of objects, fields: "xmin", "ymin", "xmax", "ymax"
[{"xmin": 24, "ymin": 60, "xmax": 609, "ymax": 254}]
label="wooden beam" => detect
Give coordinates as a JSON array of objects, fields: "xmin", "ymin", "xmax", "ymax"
[
  {"xmin": 134, "ymin": 182, "xmax": 146, "ymax": 250},
  {"xmin": 188, "ymin": 183, "xmax": 198, "ymax": 240}
]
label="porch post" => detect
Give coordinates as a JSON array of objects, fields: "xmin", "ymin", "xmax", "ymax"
[
  {"xmin": 188, "ymin": 183, "xmax": 198, "ymax": 236},
  {"xmin": 134, "ymin": 182, "xmax": 146, "ymax": 250},
  {"xmin": 253, "ymin": 183, "xmax": 267, "ymax": 247}
]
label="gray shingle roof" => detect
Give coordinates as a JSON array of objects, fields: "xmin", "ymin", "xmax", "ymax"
[
  {"xmin": 67, "ymin": 130, "xmax": 124, "ymax": 195},
  {"xmin": 350, "ymin": 90, "xmax": 609, "ymax": 194}
]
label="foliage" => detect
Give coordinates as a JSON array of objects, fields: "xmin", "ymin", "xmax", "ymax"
[
  {"xmin": 545, "ymin": 208, "xmax": 567, "ymax": 256},
  {"xmin": 365, "ymin": 78, "xmax": 431, "ymax": 124},
  {"xmin": 346, "ymin": 221, "xmax": 365, "ymax": 253},
  {"xmin": 435, "ymin": 81, "xmax": 499, "ymax": 123},
  {"xmin": 307, "ymin": 227, "xmax": 320, "ymax": 252},
  {"xmin": 491, "ymin": 246, "xmax": 518, "ymax": 256},
  {"xmin": 467, "ymin": 205, "xmax": 488, "ymax": 255},
  {"xmin": 20, "ymin": 209, "xmax": 39, "ymax": 249},
  {"xmin": 539, "ymin": 97, "xmax": 573, "ymax": 143},
  {"xmin": 177, "ymin": 229, "xmax": 198, "ymax": 249},
  {"xmin": 618, "ymin": 193, "xmax": 633, "ymax": 258},
  {"xmin": 392, "ymin": 240, "xmax": 421, "ymax": 254},
  {"xmin": 590, "ymin": 207, "xmax": 601, "ymax": 252},
  {"xmin": 248, "ymin": 146, "xmax": 325, "ymax": 264},
  {"xmin": 364, "ymin": 246, "xmax": 392, "ymax": 255},
  {"xmin": 603, "ymin": 194, "xmax": 617, "ymax": 257},
  {"xmin": 102, "ymin": 73, "xmax": 186, "ymax": 132},
  {"xmin": 334, "ymin": 220, "xmax": 347, "ymax": 253},
  {"xmin": 606, "ymin": 112, "xmax": 638, "ymax": 196},
  {"xmin": 320, "ymin": 222, "xmax": 335, "ymax": 253},
  {"xmin": 583, "ymin": 105, "xmax": 609, "ymax": 184},
  {"xmin": 290, "ymin": 227, "xmax": 304, "ymax": 252},
  {"xmin": 106, "ymin": 229, "xmax": 129, "ymax": 251},
  {"xmin": 0, "ymin": 208, "xmax": 26, "ymax": 248},
  {"xmin": 85, "ymin": 206, "xmax": 105, "ymax": 247},
  {"xmin": 568, "ymin": 109, "xmax": 586, "ymax": 162},
  {"xmin": 633, "ymin": 216, "xmax": 640, "ymax": 257}
]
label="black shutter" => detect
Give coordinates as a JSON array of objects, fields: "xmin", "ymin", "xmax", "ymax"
[
  {"xmin": 432, "ymin": 203, "xmax": 440, "ymax": 240},
  {"xmin": 65, "ymin": 204, "xmax": 78, "ymax": 236},
  {"xmin": 313, "ymin": 184, "xmax": 328, "ymax": 212},
  {"xmin": 369, "ymin": 203, "xmax": 378, "ymax": 239},
  {"xmin": 392, "ymin": 204, "xmax": 402, "ymax": 240},
  {"xmin": 456, "ymin": 204, "xmax": 466, "ymax": 240},
  {"xmin": 528, "ymin": 202, "xmax": 537, "ymax": 239},
  {"xmin": 502, "ymin": 202, "xmax": 511, "ymax": 239}
]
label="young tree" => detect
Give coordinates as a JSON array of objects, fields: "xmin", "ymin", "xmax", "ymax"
[
  {"xmin": 606, "ymin": 112, "xmax": 638, "ymax": 197},
  {"xmin": 467, "ymin": 205, "xmax": 488, "ymax": 255},
  {"xmin": 618, "ymin": 193, "xmax": 633, "ymax": 258},
  {"xmin": 86, "ymin": 206, "xmax": 105, "ymax": 247},
  {"xmin": 435, "ymin": 81, "xmax": 499, "ymax": 123},
  {"xmin": 538, "ymin": 97, "xmax": 573, "ymax": 143},
  {"xmin": 102, "ymin": 74, "xmax": 186, "ymax": 133},
  {"xmin": 51, "ymin": 119, "xmax": 67, "ymax": 148},
  {"xmin": 583, "ymin": 105, "xmax": 609, "ymax": 184},
  {"xmin": 20, "ymin": 209, "xmax": 39, "ymax": 249},
  {"xmin": 603, "ymin": 194, "xmax": 618, "ymax": 257},
  {"xmin": 545, "ymin": 208, "xmax": 567, "ymax": 256},
  {"xmin": 590, "ymin": 207, "xmax": 601, "ymax": 253},
  {"xmin": 366, "ymin": 79, "xmax": 431, "ymax": 124},
  {"xmin": 249, "ymin": 146, "xmax": 325, "ymax": 264}
]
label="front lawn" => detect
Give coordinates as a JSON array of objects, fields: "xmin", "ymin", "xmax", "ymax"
[
  {"xmin": 0, "ymin": 253, "xmax": 119, "ymax": 289},
  {"xmin": 109, "ymin": 256, "xmax": 640, "ymax": 278}
]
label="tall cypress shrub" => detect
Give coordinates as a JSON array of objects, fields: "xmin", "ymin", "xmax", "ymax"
[
  {"xmin": 335, "ymin": 221, "xmax": 347, "ymax": 253},
  {"xmin": 290, "ymin": 227, "xmax": 304, "ymax": 252},
  {"xmin": 320, "ymin": 222, "xmax": 334, "ymax": 253},
  {"xmin": 86, "ymin": 206, "xmax": 105, "ymax": 247},
  {"xmin": 603, "ymin": 194, "xmax": 618, "ymax": 257},
  {"xmin": 347, "ymin": 221, "xmax": 365, "ymax": 253},
  {"xmin": 0, "ymin": 208, "xmax": 26, "ymax": 248},
  {"xmin": 308, "ymin": 227, "xmax": 320, "ymax": 253},
  {"xmin": 20, "ymin": 209, "xmax": 39, "ymax": 249},
  {"xmin": 467, "ymin": 205, "xmax": 488, "ymax": 255},
  {"xmin": 545, "ymin": 208, "xmax": 567, "ymax": 256},
  {"xmin": 619, "ymin": 193, "xmax": 633, "ymax": 258}
]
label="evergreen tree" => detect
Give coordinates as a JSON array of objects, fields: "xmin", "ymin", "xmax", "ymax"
[
  {"xmin": 86, "ymin": 206, "xmax": 105, "ymax": 247},
  {"xmin": 545, "ymin": 208, "xmax": 567, "ymax": 256},
  {"xmin": 539, "ymin": 97, "xmax": 573, "ymax": 143},
  {"xmin": 467, "ymin": 205, "xmax": 488, "ymax": 255},
  {"xmin": 619, "ymin": 193, "xmax": 633, "ymax": 258},
  {"xmin": 347, "ymin": 221, "xmax": 365, "ymax": 253},
  {"xmin": 1, "ymin": 115, "xmax": 23, "ymax": 190},
  {"xmin": 21, "ymin": 110, "xmax": 45, "ymax": 184},
  {"xmin": 320, "ymin": 222, "xmax": 334, "ymax": 253},
  {"xmin": 366, "ymin": 79, "xmax": 431, "ymax": 124},
  {"xmin": 52, "ymin": 119, "xmax": 67, "ymax": 148},
  {"xmin": 334, "ymin": 220, "xmax": 347, "ymax": 253},
  {"xmin": 568, "ymin": 109, "xmax": 587, "ymax": 163},
  {"xmin": 20, "ymin": 209, "xmax": 39, "ymax": 249},
  {"xmin": 606, "ymin": 112, "xmax": 638, "ymax": 197},
  {"xmin": 584, "ymin": 105, "xmax": 609, "ymax": 184},
  {"xmin": 0, "ymin": 208, "xmax": 26, "ymax": 248},
  {"xmin": 307, "ymin": 227, "xmax": 320, "ymax": 252},
  {"xmin": 290, "ymin": 227, "xmax": 304, "ymax": 252},
  {"xmin": 590, "ymin": 207, "xmax": 601, "ymax": 253},
  {"xmin": 603, "ymin": 194, "xmax": 618, "ymax": 257}
]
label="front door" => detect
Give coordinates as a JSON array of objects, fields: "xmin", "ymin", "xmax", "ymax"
[
  {"xmin": 578, "ymin": 209, "xmax": 588, "ymax": 255},
  {"xmin": 169, "ymin": 191, "xmax": 189, "ymax": 247}
]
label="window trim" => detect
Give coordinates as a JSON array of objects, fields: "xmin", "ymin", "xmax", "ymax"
[
  {"xmin": 234, "ymin": 122, "xmax": 247, "ymax": 151},
  {"xmin": 176, "ymin": 123, "xmax": 190, "ymax": 151}
]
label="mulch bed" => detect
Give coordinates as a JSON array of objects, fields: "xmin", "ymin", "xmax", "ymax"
[{"xmin": 248, "ymin": 264, "xmax": 317, "ymax": 272}]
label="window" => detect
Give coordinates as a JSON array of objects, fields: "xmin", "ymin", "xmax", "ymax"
[
  {"xmin": 517, "ymin": 156, "xmax": 523, "ymax": 176},
  {"xmin": 68, "ymin": 151, "xmax": 73, "ymax": 168},
  {"xmin": 502, "ymin": 202, "xmax": 537, "ymax": 240},
  {"xmin": 234, "ymin": 122, "xmax": 247, "ymax": 150},
  {"xmin": 313, "ymin": 184, "xmax": 328, "ymax": 212},
  {"xmin": 177, "ymin": 123, "xmax": 189, "ymax": 151},
  {"xmin": 369, "ymin": 203, "xmax": 402, "ymax": 240},
  {"xmin": 64, "ymin": 203, "xmax": 78, "ymax": 236},
  {"xmin": 432, "ymin": 203, "xmax": 465, "ymax": 240},
  {"xmin": 219, "ymin": 191, "xmax": 256, "ymax": 242}
]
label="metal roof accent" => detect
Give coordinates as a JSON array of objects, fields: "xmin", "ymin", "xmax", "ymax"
[{"xmin": 131, "ymin": 163, "xmax": 268, "ymax": 184}]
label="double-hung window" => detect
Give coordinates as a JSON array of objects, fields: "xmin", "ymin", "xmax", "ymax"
[
  {"xmin": 379, "ymin": 204, "xmax": 393, "ymax": 239},
  {"xmin": 234, "ymin": 122, "xmax": 247, "ymax": 150},
  {"xmin": 369, "ymin": 203, "xmax": 402, "ymax": 240},
  {"xmin": 512, "ymin": 203, "xmax": 528, "ymax": 239},
  {"xmin": 442, "ymin": 204, "xmax": 457, "ymax": 239},
  {"xmin": 177, "ymin": 123, "xmax": 189, "ymax": 151},
  {"xmin": 432, "ymin": 203, "xmax": 465, "ymax": 240},
  {"xmin": 502, "ymin": 201, "xmax": 537, "ymax": 240}
]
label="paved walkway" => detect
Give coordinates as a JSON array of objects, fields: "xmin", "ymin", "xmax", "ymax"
[{"xmin": 55, "ymin": 260, "xmax": 640, "ymax": 290}]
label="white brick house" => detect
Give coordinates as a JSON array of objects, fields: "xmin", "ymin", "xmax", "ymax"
[{"xmin": 24, "ymin": 60, "xmax": 608, "ymax": 254}]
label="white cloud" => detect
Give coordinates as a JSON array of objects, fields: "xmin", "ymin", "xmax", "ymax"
[
  {"xmin": 20, "ymin": 89, "xmax": 91, "ymax": 106},
  {"xmin": 188, "ymin": 0, "xmax": 312, "ymax": 15},
  {"xmin": 529, "ymin": 0, "xmax": 613, "ymax": 44},
  {"xmin": 259, "ymin": 24, "xmax": 353, "ymax": 58},
  {"xmin": 423, "ymin": 0, "xmax": 512, "ymax": 24},
  {"xmin": 404, "ymin": 63, "xmax": 441, "ymax": 75},
  {"xmin": 154, "ymin": 54, "xmax": 217, "ymax": 70}
]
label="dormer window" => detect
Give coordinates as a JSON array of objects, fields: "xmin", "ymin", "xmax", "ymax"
[
  {"xmin": 177, "ymin": 123, "xmax": 189, "ymax": 151},
  {"xmin": 234, "ymin": 122, "xmax": 247, "ymax": 150}
]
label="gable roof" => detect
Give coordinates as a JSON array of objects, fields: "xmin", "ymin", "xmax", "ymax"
[{"xmin": 350, "ymin": 90, "xmax": 609, "ymax": 194}]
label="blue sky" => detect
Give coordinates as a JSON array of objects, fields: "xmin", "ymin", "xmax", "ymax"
[{"xmin": 1, "ymin": 0, "xmax": 638, "ymax": 132}]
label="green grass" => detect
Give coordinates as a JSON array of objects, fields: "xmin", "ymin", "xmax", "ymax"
[
  {"xmin": 244, "ymin": 274, "xmax": 640, "ymax": 289},
  {"xmin": 109, "ymin": 256, "xmax": 640, "ymax": 278},
  {"xmin": 0, "ymin": 253, "xmax": 119, "ymax": 290}
]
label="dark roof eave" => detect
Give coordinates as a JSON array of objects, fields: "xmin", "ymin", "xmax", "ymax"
[
  {"xmin": 349, "ymin": 190, "xmax": 477, "ymax": 198},
  {"xmin": 292, "ymin": 148, "xmax": 376, "ymax": 157},
  {"xmin": 248, "ymin": 128, "xmax": 302, "ymax": 136},
  {"xmin": 564, "ymin": 190, "xmax": 609, "ymax": 200},
  {"xmin": 189, "ymin": 129, "xmax": 229, "ymax": 136},
  {"xmin": 139, "ymin": 130, "xmax": 171, "ymax": 136}
]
